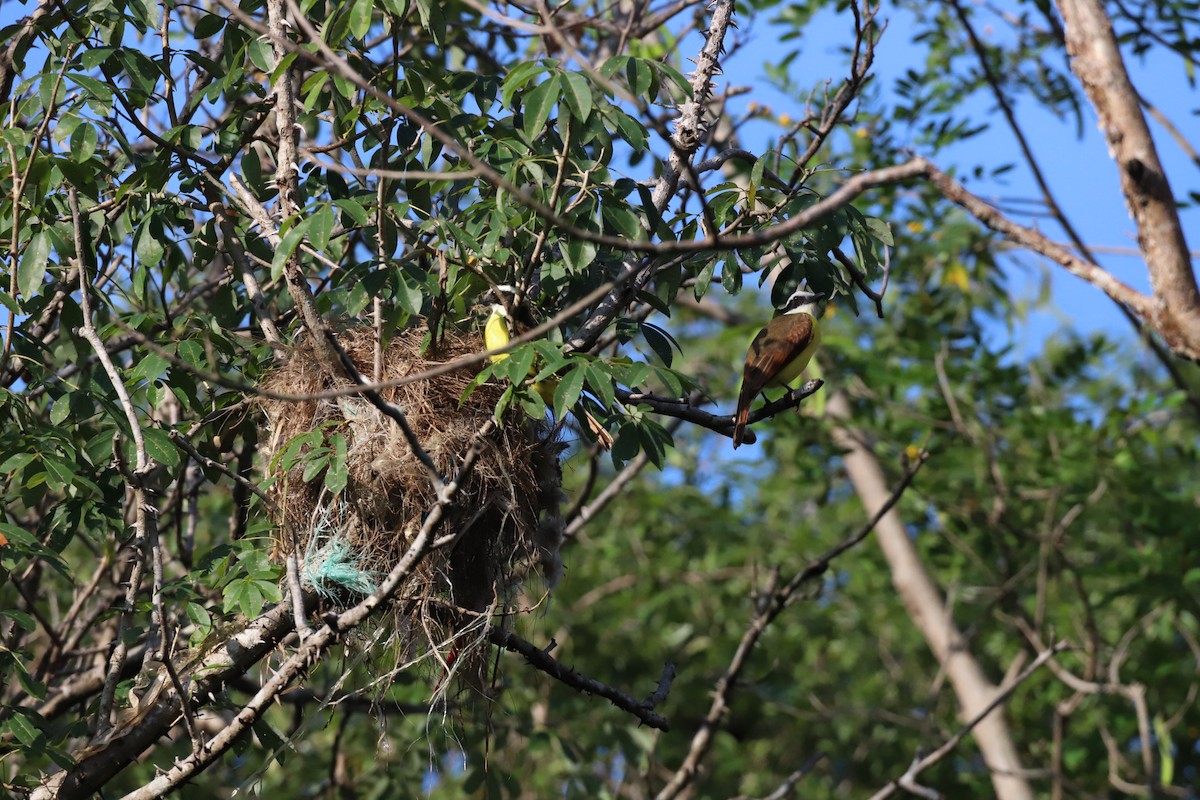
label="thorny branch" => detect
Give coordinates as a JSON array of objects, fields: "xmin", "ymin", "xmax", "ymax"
[{"xmin": 68, "ymin": 187, "xmax": 165, "ymax": 737}]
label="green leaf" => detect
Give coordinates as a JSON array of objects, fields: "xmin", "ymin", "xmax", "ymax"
[
  {"xmin": 497, "ymin": 345, "xmax": 537, "ymax": 387},
  {"xmin": 640, "ymin": 323, "xmax": 679, "ymax": 367},
  {"xmin": 186, "ymin": 602, "xmax": 212, "ymax": 632},
  {"xmin": 614, "ymin": 360, "xmax": 651, "ymax": 389},
  {"xmin": 309, "ymin": 203, "xmax": 335, "ymax": 250},
  {"xmin": 177, "ymin": 339, "xmax": 206, "ymax": 370},
  {"xmin": 252, "ymin": 717, "xmax": 289, "ymax": 762},
  {"xmin": 41, "ymin": 454, "xmax": 75, "ymax": 491},
  {"xmin": 501, "ymin": 61, "xmax": 547, "ymax": 108},
  {"xmin": 0, "ymin": 453, "xmax": 35, "ymax": 473},
  {"xmin": 602, "ymin": 204, "xmax": 643, "ymax": 239},
  {"xmin": 6, "ymin": 711, "xmax": 41, "ymax": 747},
  {"xmin": 558, "ymin": 72, "xmax": 592, "ymax": 123},
  {"xmin": 302, "ymin": 453, "xmax": 329, "ymax": 483},
  {"xmin": 611, "ymin": 422, "xmax": 641, "ymax": 466},
  {"xmin": 864, "ymin": 215, "xmax": 894, "ymax": 247},
  {"xmin": 223, "ymin": 578, "xmax": 265, "ymax": 617},
  {"xmin": 301, "ymin": 71, "xmax": 330, "ymax": 111},
  {"xmin": 561, "ymin": 237, "xmax": 597, "ymax": 272},
  {"xmin": 335, "ymin": 198, "xmax": 371, "ymax": 227},
  {"xmin": 50, "ymin": 394, "xmax": 71, "ymax": 425},
  {"xmin": 17, "ymin": 662, "xmax": 46, "ymax": 701},
  {"xmin": 136, "ymin": 220, "xmax": 165, "ymax": 267},
  {"xmin": 350, "ymin": 0, "xmax": 374, "ymax": 38},
  {"xmin": 70, "ymin": 122, "xmax": 98, "ymax": 162},
  {"xmin": 610, "ymin": 108, "xmax": 647, "ymax": 151},
  {"xmin": 553, "ymin": 366, "xmax": 586, "ymax": 419},
  {"xmin": 522, "ymin": 78, "xmax": 560, "ymax": 141},
  {"xmin": 129, "ymin": 352, "xmax": 170, "ymax": 384},
  {"xmin": 693, "ymin": 258, "xmax": 716, "ymax": 300},
  {"xmin": 194, "ymin": 14, "xmax": 225, "ymax": 39},
  {"xmin": 585, "ymin": 364, "xmax": 616, "ymax": 410},
  {"xmin": 652, "ymin": 365, "xmax": 685, "ymax": 396},
  {"xmin": 626, "ymin": 58, "xmax": 653, "ymax": 97},
  {"xmin": 598, "ymin": 55, "xmax": 626, "ymax": 79},
  {"xmin": 325, "ymin": 433, "xmax": 348, "ymax": 494},
  {"xmin": 19, "ymin": 230, "xmax": 50, "ymax": 301},
  {"xmin": 1, "ymin": 608, "xmax": 36, "ymax": 632},
  {"xmin": 394, "ymin": 270, "xmax": 424, "ymax": 315},
  {"xmin": 721, "ymin": 254, "xmax": 742, "ymax": 294},
  {"xmin": 532, "ymin": 341, "xmax": 570, "ymax": 375},
  {"xmin": 142, "ymin": 428, "xmax": 180, "ymax": 468},
  {"xmin": 247, "ymin": 38, "xmax": 274, "ymax": 74},
  {"xmin": 129, "ymin": 0, "xmax": 160, "ymax": 29},
  {"xmin": 79, "ymin": 48, "xmax": 116, "ymax": 69},
  {"xmin": 518, "ymin": 387, "xmax": 547, "ymax": 419},
  {"xmin": 118, "ymin": 50, "xmax": 161, "ymax": 103},
  {"xmin": 270, "ymin": 220, "xmax": 310, "ymax": 281}
]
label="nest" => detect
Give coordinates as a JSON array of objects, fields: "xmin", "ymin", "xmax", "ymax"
[{"xmin": 257, "ymin": 325, "xmax": 566, "ymax": 681}]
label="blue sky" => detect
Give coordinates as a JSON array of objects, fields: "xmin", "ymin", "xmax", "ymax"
[{"xmin": 713, "ymin": 1, "xmax": 1197, "ymax": 355}]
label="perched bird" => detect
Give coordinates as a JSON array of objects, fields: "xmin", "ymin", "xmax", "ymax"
[
  {"xmin": 732, "ymin": 288, "xmax": 825, "ymax": 448},
  {"xmin": 484, "ymin": 305, "xmax": 613, "ymax": 449}
]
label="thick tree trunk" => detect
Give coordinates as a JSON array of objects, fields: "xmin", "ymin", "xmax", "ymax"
[{"xmin": 827, "ymin": 392, "xmax": 1033, "ymax": 800}]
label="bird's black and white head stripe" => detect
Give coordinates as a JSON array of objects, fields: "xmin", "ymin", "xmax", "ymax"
[{"xmin": 782, "ymin": 289, "xmax": 825, "ymax": 314}]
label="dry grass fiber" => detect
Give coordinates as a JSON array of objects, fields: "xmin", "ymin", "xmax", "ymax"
[{"xmin": 257, "ymin": 325, "xmax": 565, "ymax": 683}]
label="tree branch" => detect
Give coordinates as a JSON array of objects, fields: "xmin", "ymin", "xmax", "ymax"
[
  {"xmin": 1056, "ymin": 0, "xmax": 1200, "ymax": 357},
  {"xmin": 868, "ymin": 642, "xmax": 1066, "ymax": 800},
  {"xmin": 654, "ymin": 442, "xmax": 929, "ymax": 800},
  {"xmin": 489, "ymin": 627, "xmax": 673, "ymax": 731}
]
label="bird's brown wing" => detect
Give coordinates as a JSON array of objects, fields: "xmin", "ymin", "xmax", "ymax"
[{"xmin": 732, "ymin": 315, "xmax": 815, "ymax": 448}]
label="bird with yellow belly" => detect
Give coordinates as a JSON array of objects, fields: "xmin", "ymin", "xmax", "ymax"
[
  {"xmin": 732, "ymin": 288, "xmax": 824, "ymax": 448},
  {"xmin": 485, "ymin": 305, "xmax": 614, "ymax": 449}
]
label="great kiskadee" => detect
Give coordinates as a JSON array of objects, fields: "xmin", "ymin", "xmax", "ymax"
[
  {"xmin": 732, "ymin": 288, "xmax": 824, "ymax": 448},
  {"xmin": 484, "ymin": 305, "xmax": 614, "ymax": 449}
]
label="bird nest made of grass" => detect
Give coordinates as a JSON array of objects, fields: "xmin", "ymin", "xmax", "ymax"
[{"xmin": 257, "ymin": 325, "xmax": 566, "ymax": 671}]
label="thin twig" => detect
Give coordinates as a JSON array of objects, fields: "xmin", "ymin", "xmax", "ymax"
[
  {"xmin": 867, "ymin": 641, "xmax": 1067, "ymax": 800},
  {"xmin": 167, "ymin": 430, "xmax": 278, "ymax": 512},
  {"xmin": 70, "ymin": 187, "xmax": 163, "ymax": 735},
  {"xmin": 655, "ymin": 450, "xmax": 930, "ymax": 800},
  {"xmin": 489, "ymin": 627, "xmax": 671, "ymax": 730}
]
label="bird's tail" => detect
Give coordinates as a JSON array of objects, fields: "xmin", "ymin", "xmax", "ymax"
[{"xmin": 732, "ymin": 395, "xmax": 751, "ymax": 448}]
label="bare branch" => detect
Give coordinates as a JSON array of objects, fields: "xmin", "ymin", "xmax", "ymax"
[
  {"xmin": 655, "ymin": 445, "xmax": 929, "ymax": 800},
  {"xmin": 917, "ymin": 157, "xmax": 1155, "ymax": 320},
  {"xmin": 828, "ymin": 390, "xmax": 1033, "ymax": 800},
  {"xmin": 68, "ymin": 188, "xmax": 163, "ymax": 736},
  {"xmin": 868, "ymin": 642, "xmax": 1067, "ymax": 800},
  {"xmin": 615, "ymin": 379, "xmax": 823, "ymax": 444},
  {"xmin": 489, "ymin": 627, "xmax": 672, "ymax": 731},
  {"xmin": 1057, "ymin": 0, "xmax": 1200, "ymax": 356}
]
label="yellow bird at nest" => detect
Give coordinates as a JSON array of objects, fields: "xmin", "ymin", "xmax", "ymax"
[{"xmin": 485, "ymin": 305, "xmax": 614, "ymax": 449}]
